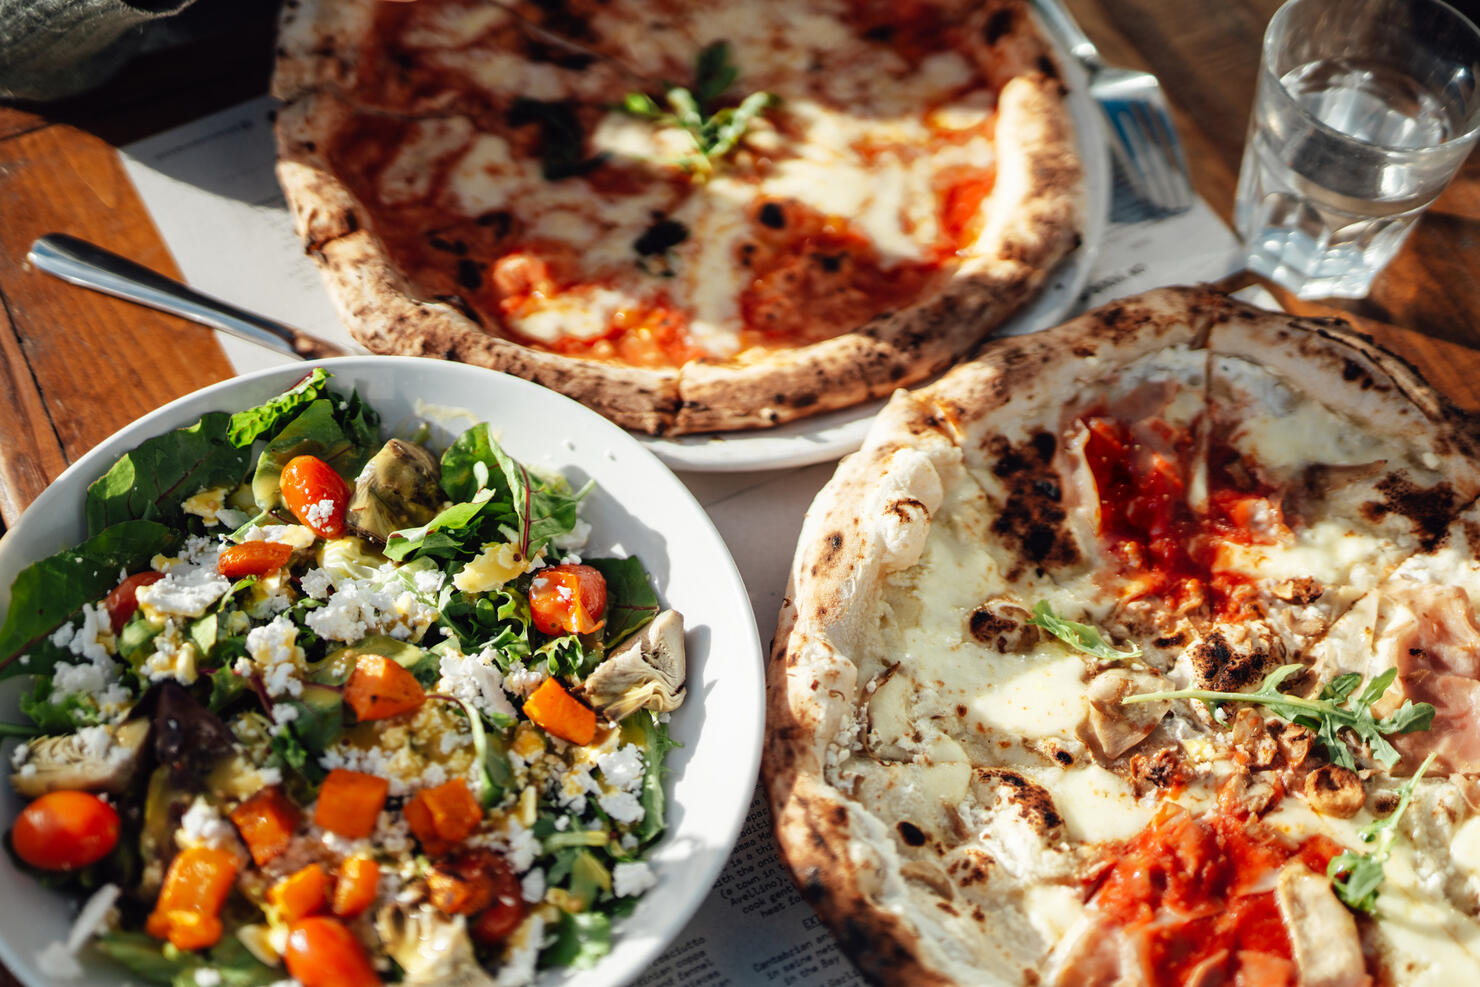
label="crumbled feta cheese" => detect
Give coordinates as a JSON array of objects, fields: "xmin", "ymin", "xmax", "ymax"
[
  {"xmin": 243, "ymin": 524, "xmax": 317, "ymax": 550},
  {"xmin": 257, "ymin": 766, "xmax": 283, "ymax": 787},
  {"xmin": 305, "ymin": 563, "xmax": 438, "ymax": 643},
  {"xmin": 494, "ymin": 914, "xmax": 544, "ymax": 987},
  {"xmin": 612, "ymin": 861, "xmax": 657, "ymax": 897},
  {"xmin": 501, "ymin": 819, "xmax": 541, "ymax": 873},
  {"xmin": 619, "ymin": 833, "xmax": 638, "ymax": 851},
  {"xmin": 520, "ymin": 868, "xmax": 545, "ymax": 904},
  {"xmin": 436, "ymin": 647, "xmax": 518, "ymax": 720},
  {"xmin": 597, "ymin": 791, "xmax": 644, "ymax": 825},
  {"xmin": 18, "ymin": 764, "xmax": 36, "ymax": 778},
  {"xmin": 140, "ymin": 620, "xmax": 200, "ymax": 685},
  {"xmin": 137, "ymin": 564, "xmax": 231, "ymax": 621},
  {"xmin": 244, "ymin": 616, "xmax": 306, "ymax": 697},
  {"xmin": 304, "ymin": 498, "xmax": 336, "ymax": 530},
  {"xmin": 50, "ymin": 603, "xmax": 114, "ymax": 662},
  {"xmin": 178, "ymin": 798, "xmax": 236, "ymax": 850},
  {"xmin": 502, "ymin": 661, "xmax": 546, "ymax": 699},
  {"xmin": 596, "ymin": 744, "xmax": 644, "ymax": 792},
  {"xmin": 299, "ymin": 567, "xmax": 334, "ymax": 600},
  {"xmin": 194, "ymin": 969, "xmax": 223, "ymax": 987},
  {"xmin": 558, "ymin": 763, "xmax": 599, "ymax": 815}
]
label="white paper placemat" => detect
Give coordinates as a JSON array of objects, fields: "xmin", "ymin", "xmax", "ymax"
[{"xmin": 119, "ymin": 96, "xmax": 1243, "ymax": 986}]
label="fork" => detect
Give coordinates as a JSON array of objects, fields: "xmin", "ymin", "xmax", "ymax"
[{"xmin": 1032, "ymin": 0, "xmax": 1194, "ymax": 215}]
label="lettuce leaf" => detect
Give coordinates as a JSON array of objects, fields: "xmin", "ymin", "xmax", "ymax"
[
  {"xmin": 84, "ymin": 413, "xmax": 250, "ymax": 536},
  {"xmin": 439, "ymin": 425, "xmax": 590, "ymax": 559},
  {"xmin": 541, "ymin": 910, "xmax": 612, "ymax": 969},
  {"xmin": 250, "ymin": 398, "xmax": 376, "ymax": 511},
  {"xmin": 226, "ymin": 368, "xmax": 330, "ymax": 447},
  {"xmin": 586, "ymin": 557, "xmax": 659, "ymax": 647},
  {"xmin": 0, "ymin": 519, "xmax": 178, "ymax": 676}
]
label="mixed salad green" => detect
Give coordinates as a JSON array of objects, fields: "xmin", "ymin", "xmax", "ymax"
[{"xmin": 0, "ymin": 369, "xmax": 686, "ymax": 986}]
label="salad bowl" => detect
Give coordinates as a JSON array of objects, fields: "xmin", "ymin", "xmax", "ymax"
[{"xmin": 0, "ymin": 356, "xmax": 764, "ymax": 987}]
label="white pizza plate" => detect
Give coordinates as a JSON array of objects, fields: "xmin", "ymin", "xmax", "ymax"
[
  {"xmin": 0, "ymin": 357, "xmax": 764, "ymax": 987},
  {"xmin": 638, "ymin": 46, "xmax": 1113, "ymax": 473}
]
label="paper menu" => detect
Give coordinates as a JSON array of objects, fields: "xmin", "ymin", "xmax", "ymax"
[{"xmin": 119, "ymin": 97, "xmax": 1242, "ymax": 985}]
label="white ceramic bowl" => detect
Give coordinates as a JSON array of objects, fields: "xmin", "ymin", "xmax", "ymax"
[{"xmin": 0, "ymin": 356, "xmax": 764, "ymax": 987}]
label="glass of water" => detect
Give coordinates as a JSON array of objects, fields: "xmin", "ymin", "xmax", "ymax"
[{"xmin": 1234, "ymin": 0, "xmax": 1480, "ymax": 299}]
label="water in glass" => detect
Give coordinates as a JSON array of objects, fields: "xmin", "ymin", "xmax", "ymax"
[{"xmin": 1236, "ymin": 55, "xmax": 1471, "ymax": 298}]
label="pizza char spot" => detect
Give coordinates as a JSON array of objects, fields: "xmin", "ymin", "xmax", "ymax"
[
  {"xmin": 968, "ymin": 606, "xmax": 1016, "ymax": 645},
  {"xmin": 1190, "ymin": 631, "xmax": 1272, "ymax": 692},
  {"xmin": 982, "ymin": 8, "xmax": 1015, "ymax": 44},
  {"xmin": 1035, "ymin": 54, "xmax": 1059, "ymax": 81},
  {"xmin": 1363, "ymin": 475, "xmax": 1457, "ymax": 552},
  {"xmin": 956, "ymin": 705, "xmax": 968, "ymax": 717},
  {"xmin": 476, "ymin": 210, "xmax": 512, "ymax": 237},
  {"xmin": 758, "ymin": 201, "xmax": 786, "ymax": 228},
  {"xmin": 897, "ymin": 821, "xmax": 927, "ymax": 847},
  {"xmin": 455, "ymin": 259, "xmax": 483, "ymax": 292},
  {"xmin": 1152, "ymin": 631, "xmax": 1188, "ymax": 648},
  {"xmin": 1054, "ymin": 749, "xmax": 1074, "ymax": 766},
  {"xmin": 633, "ymin": 217, "xmax": 689, "ymax": 256}
]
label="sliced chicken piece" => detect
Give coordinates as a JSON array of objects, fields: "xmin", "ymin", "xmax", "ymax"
[
  {"xmin": 1275, "ymin": 861, "xmax": 1371, "ymax": 987},
  {"xmin": 1084, "ymin": 668, "xmax": 1171, "ymax": 759}
]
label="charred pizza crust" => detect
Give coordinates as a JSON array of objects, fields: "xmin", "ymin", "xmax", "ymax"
[
  {"xmin": 764, "ymin": 287, "xmax": 1480, "ymax": 984},
  {"xmin": 271, "ymin": 0, "xmax": 1084, "ymax": 434}
]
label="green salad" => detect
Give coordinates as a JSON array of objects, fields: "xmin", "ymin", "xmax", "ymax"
[{"xmin": 0, "ymin": 369, "xmax": 686, "ymax": 987}]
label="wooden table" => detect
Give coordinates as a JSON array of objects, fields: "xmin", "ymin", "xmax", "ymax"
[
  {"xmin": 0, "ymin": 0, "xmax": 1478, "ymax": 980},
  {"xmin": 2, "ymin": 0, "xmax": 1480, "ymax": 530}
]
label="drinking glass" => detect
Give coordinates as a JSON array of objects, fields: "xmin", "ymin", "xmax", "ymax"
[{"xmin": 1234, "ymin": 0, "xmax": 1480, "ymax": 299}]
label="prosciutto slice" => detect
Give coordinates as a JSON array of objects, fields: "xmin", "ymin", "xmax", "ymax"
[{"xmin": 1379, "ymin": 583, "xmax": 1480, "ymax": 773}]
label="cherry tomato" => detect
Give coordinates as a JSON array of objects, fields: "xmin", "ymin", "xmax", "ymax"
[
  {"xmin": 217, "ymin": 541, "xmax": 295, "ymax": 580},
  {"xmin": 528, "ymin": 564, "xmax": 606, "ymax": 636},
  {"xmin": 11, "ymin": 791, "xmax": 120, "ymax": 871},
  {"xmin": 103, "ymin": 571, "xmax": 165, "ymax": 632},
  {"xmin": 284, "ymin": 917, "xmax": 381, "ymax": 987},
  {"xmin": 468, "ymin": 852, "xmax": 525, "ymax": 944},
  {"xmin": 280, "ymin": 455, "xmax": 351, "ymax": 539}
]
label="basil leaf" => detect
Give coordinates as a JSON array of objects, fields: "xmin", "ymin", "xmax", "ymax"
[
  {"xmin": 226, "ymin": 368, "xmax": 329, "ymax": 447},
  {"xmin": 693, "ymin": 40, "xmax": 739, "ymax": 106},
  {"xmin": 586, "ymin": 556, "xmax": 659, "ymax": 647},
  {"xmin": 0, "ymin": 519, "xmax": 177, "ymax": 675},
  {"xmin": 1026, "ymin": 601, "xmax": 1141, "ymax": 660},
  {"xmin": 85, "ymin": 413, "xmax": 250, "ymax": 536}
]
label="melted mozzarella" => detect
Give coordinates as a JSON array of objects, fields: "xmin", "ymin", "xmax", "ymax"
[
  {"xmin": 969, "ymin": 653, "xmax": 1087, "ymax": 739},
  {"xmin": 1043, "ymin": 763, "xmax": 1153, "ymax": 842}
]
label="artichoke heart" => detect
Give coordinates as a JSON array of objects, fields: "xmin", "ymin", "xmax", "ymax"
[
  {"xmin": 347, "ymin": 438, "xmax": 443, "ymax": 542},
  {"xmin": 10, "ymin": 719, "xmax": 150, "ymax": 797},
  {"xmin": 376, "ymin": 903, "xmax": 497, "ymax": 987},
  {"xmin": 582, "ymin": 609, "xmax": 687, "ymax": 720}
]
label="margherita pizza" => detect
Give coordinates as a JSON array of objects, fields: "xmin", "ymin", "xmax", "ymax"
[
  {"xmin": 765, "ymin": 286, "xmax": 1480, "ymax": 985},
  {"xmin": 271, "ymin": 0, "xmax": 1084, "ymax": 433}
]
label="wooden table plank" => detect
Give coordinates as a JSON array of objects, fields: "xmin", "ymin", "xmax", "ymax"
[{"xmin": 0, "ymin": 124, "xmax": 234, "ymax": 527}]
